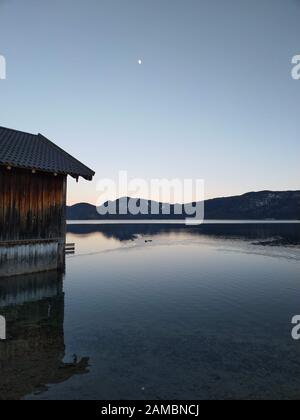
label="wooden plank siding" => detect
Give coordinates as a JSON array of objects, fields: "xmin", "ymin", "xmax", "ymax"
[{"xmin": 0, "ymin": 166, "xmax": 67, "ymax": 242}]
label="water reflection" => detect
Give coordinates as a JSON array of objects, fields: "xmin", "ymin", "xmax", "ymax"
[
  {"xmin": 0, "ymin": 270, "xmax": 89, "ymax": 400},
  {"xmin": 1, "ymin": 224, "xmax": 300, "ymax": 400},
  {"xmin": 67, "ymin": 223, "xmax": 300, "ymax": 245}
]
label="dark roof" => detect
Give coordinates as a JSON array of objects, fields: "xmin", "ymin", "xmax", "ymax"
[{"xmin": 0, "ymin": 127, "xmax": 95, "ymax": 180}]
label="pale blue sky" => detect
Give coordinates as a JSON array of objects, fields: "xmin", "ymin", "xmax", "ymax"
[{"xmin": 0, "ymin": 0, "xmax": 299, "ymax": 204}]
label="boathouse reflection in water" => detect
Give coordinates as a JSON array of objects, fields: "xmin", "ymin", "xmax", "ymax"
[{"xmin": 0, "ymin": 269, "xmax": 89, "ymax": 400}]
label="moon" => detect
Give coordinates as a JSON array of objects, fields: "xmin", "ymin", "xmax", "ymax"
[{"xmin": 138, "ymin": 59, "xmax": 142, "ymax": 65}]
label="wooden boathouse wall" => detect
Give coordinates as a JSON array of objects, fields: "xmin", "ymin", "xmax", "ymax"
[
  {"xmin": 0, "ymin": 166, "xmax": 66, "ymax": 241},
  {"xmin": 0, "ymin": 166, "xmax": 67, "ymax": 276}
]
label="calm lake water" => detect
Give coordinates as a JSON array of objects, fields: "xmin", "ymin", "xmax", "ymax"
[{"xmin": 1, "ymin": 223, "xmax": 300, "ymax": 400}]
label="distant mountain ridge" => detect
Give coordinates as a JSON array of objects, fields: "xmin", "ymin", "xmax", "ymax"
[{"xmin": 66, "ymin": 191, "xmax": 300, "ymax": 221}]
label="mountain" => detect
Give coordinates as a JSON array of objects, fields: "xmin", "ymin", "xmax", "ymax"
[
  {"xmin": 66, "ymin": 191, "xmax": 300, "ymax": 221},
  {"xmin": 66, "ymin": 202, "xmax": 98, "ymax": 220},
  {"xmin": 204, "ymin": 191, "xmax": 300, "ymax": 220}
]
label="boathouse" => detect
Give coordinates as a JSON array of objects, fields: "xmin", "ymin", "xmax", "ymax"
[{"xmin": 0, "ymin": 126, "xmax": 95, "ymax": 277}]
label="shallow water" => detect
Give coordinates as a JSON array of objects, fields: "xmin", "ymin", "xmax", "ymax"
[{"xmin": 1, "ymin": 224, "xmax": 300, "ymax": 400}]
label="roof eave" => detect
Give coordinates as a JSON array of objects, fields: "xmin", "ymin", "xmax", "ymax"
[{"xmin": 0, "ymin": 163, "xmax": 95, "ymax": 181}]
